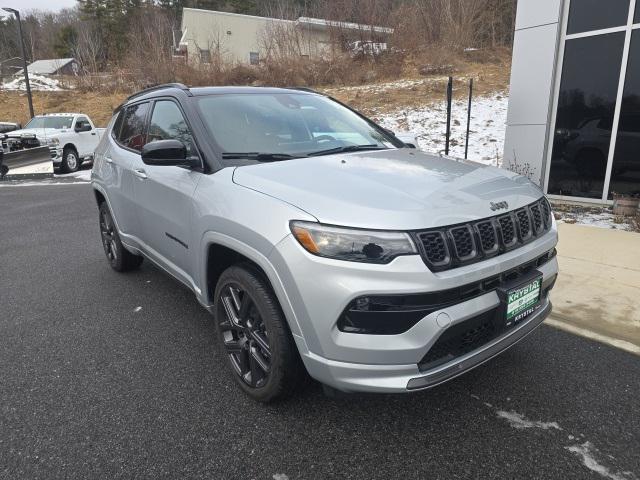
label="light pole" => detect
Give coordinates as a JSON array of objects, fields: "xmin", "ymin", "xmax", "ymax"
[{"xmin": 3, "ymin": 7, "xmax": 34, "ymax": 119}]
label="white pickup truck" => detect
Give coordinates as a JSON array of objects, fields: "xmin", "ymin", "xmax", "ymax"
[{"xmin": 4, "ymin": 113, "xmax": 104, "ymax": 173}]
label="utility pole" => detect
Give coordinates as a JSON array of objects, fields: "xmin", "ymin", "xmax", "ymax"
[{"xmin": 3, "ymin": 7, "xmax": 34, "ymax": 119}]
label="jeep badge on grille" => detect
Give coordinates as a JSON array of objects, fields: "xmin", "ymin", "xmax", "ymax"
[{"xmin": 490, "ymin": 201, "xmax": 509, "ymax": 211}]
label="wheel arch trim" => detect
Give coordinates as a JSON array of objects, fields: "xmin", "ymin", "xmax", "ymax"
[{"xmin": 199, "ymin": 231, "xmax": 306, "ymax": 343}]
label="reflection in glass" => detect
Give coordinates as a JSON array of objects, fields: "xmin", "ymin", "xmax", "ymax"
[
  {"xmin": 567, "ymin": 0, "xmax": 630, "ymax": 34},
  {"xmin": 549, "ymin": 33, "xmax": 625, "ymax": 199},
  {"xmin": 609, "ymin": 31, "xmax": 640, "ymax": 197}
]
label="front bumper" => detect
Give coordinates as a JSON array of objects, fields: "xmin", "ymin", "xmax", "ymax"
[
  {"xmin": 269, "ymin": 224, "xmax": 559, "ymax": 393},
  {"xmin": 50, "ymin": 146, "xmax": 62, "ymax": 164}
]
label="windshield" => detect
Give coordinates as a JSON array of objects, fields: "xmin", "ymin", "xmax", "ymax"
[
  {"xmin": 25, "ymin": 116, "xmax": 74, "ymax": 130},
  {"xmin": 195, "ymin": 93, "xmax": 399, "ymax": 159}
]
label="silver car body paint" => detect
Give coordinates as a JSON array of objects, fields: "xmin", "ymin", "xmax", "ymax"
[{"xmin": 92, "ymin": 93, "xmax": 558, "ymax": 394}]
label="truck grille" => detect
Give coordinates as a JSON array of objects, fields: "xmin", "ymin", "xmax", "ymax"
[{"xmin": 415, "ymin": 198, "xmax": 553, "ymax": 272}]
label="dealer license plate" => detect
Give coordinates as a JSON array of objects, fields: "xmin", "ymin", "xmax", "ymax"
[{"xmin": 505, "ymin": 277, "xmax": 542, "ymax": 327}]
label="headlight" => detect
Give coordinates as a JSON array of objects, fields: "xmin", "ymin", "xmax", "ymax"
[
  {"xmin": 46, "ymin": 138, "xmax": 59, "ymax": 146},
  {"xmin": 290, "ymin": 221, "xmax": 417, "ymax": 264}
]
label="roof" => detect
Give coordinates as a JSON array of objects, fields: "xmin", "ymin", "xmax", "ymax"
[
  {"xmin": 36, "ymin": 113, "xmax": 81, "ymax": 117},
  {"xmin": 296, "ymin": 17, "xmax": 393, "ymax": 34},
  {"xmin": 181, "ymin": 8, "xmax": 393, "ymax": 34},
  {"xmin": 26, "ymin": 58, "xmax": 76, "ymax": 75}
]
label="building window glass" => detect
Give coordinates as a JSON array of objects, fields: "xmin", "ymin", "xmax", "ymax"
[
  {"xmin": 609, "ymin": 31, "xmax": 640, "ymax": 197},
  {"xmin": 249, "ymin": 52, "xmax": 260, "ymax": 65},
  {"xmin": 200, "ymin": 49, "xmax": 211, "ymax": 64},
  {"xmin": 567, "ymin": 0, "xmax": 630, "ymax": 34},
  {"xmin": 548, "ymin": 33, "xmax": 625, "ymax": 198}
]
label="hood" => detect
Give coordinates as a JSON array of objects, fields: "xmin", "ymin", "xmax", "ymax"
[
  {"xmin": 6, "ymin": 128, "xmax": 64, "ymax": 141},
  {"xmin": 232, "ymin": 149, "xmax": 544, "ymax": 230}
]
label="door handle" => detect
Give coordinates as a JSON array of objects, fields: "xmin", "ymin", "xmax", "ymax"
[
  {"xmin": 134, "ymin": 168, "xmax": 148, "ymax": 179},
  {"xmin": 105, "ymin": 156, "xmax": 113, "ymax": 164}
]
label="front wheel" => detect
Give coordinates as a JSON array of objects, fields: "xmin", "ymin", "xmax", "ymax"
[
  {"xmin": 214, "ymin": 265, "xmax": 305, "ymax": 402},
  {"xmin": 61, "ymin": 147, "xmax": 80, "ymax": 173},
  {"xmin": 98, "ymin": 202, "xmax": 143, "ymax": 272}
]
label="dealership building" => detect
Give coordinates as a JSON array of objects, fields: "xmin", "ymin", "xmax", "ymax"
[{"xmin": 504, "ymin": 0, "xmax": 640, "ymax": 204}]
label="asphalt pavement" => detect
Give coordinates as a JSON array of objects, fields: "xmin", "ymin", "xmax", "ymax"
[{"xmin": 1, "ymin": 183, "xmax": 639, "ymax": 480}]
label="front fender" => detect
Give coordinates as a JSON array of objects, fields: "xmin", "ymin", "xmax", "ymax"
[{"xmin": 198, "ymin": 231, "xmax": 306, "ymax": 341}]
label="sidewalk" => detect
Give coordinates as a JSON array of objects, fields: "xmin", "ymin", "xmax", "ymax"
[{"xmin": 548, "ymin": 223, "xmax": 640, "ymax": 354}]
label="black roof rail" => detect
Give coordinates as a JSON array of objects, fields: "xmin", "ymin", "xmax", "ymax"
[{"xmin": 126, "ymin": 83, "xmax": 191, "ymax": 101}]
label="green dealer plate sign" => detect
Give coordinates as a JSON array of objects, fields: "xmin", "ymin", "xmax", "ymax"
[{"xmin": 506, "ymin": 277, "xmax": 542, "ymax": 326}]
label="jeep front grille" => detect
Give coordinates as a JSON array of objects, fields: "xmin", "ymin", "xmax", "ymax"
[{"xmin": 415, "ymin": 198, "xmax": 553, "ymax": 272}]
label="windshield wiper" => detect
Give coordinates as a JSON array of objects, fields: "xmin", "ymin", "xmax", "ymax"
[
  {"xmin": 222, "ymin": 152, "xmax": 303, "ymax": 162},
  {"xmin": 306, "ymin": 144, "xmax": 389, "ymax": 157}
]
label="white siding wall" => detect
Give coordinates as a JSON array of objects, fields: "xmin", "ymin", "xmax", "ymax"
[{"xmin": 503, "ymin": 0, "xmax": 564, "ymax": 186}]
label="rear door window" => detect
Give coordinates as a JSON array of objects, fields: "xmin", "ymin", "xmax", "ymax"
[{"xmin": 118, "ymin": 102, "xmax": 150, "ymax": 152}]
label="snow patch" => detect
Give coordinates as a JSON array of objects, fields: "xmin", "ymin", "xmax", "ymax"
[
  {"xmin": 2, "ymin": 73, "xmax": 67, "ymax": 91},
  {"xmin": 566, "ymin": 442, "xmax": 637, "ymax": 480},
  {"xmin": 496, "ymin": 410, "xmax": 562, "ymax": 431},
  {"xmin": 377, "ymin": 93, "xmax": 508, "ymax": 166},
  {"xmin": 55, "ymin": 168, "xmax": 92, "ymax": 182}
]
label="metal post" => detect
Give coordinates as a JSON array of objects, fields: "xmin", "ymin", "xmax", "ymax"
[
  {"xmin": 465, "ymin": 78, "xmax": 473, "ymax": 160},
  {"xmin": 445, "ymin": 76, "xmax": 453, "ymax": 156},
  {"xmin": 3, "ymin": 8, "xmax": 34, "ymax": 119}
]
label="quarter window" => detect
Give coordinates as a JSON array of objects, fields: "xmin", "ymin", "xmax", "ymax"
[
  {"xmin": 118, "ymin": 102, "xmax": 150, "ymax": 152},
  {"xmin": 147, "ymin": 100, "xmax": 196, "ymax": 155}
]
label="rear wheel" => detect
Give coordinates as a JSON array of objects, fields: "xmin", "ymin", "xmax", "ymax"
[
  {"xmin": 98, "ymin": 202, "xmax": 143, "ymax": 272},
  {"xmin": 214, "ymin": 265, "xmax": 305, "ymax": 402}
]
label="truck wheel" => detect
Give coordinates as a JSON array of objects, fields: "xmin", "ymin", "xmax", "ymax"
[
  {"xmin": 214, "ymin": 265, "xmax": 306, "ymax": 402},
  {"xmin": 61, "ymin": 147, "xmax": 79, "ymax": 173},
  {"xmin": 98, "ymin": 202, "xmax": 143, "ymax": 272}
]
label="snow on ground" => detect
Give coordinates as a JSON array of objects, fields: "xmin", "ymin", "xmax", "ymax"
[
  {"xmin": 377, "ymin": 92, "xmax": 508, "ymax": 166},
  {"xmin": 555, "ymin": 208, "xmax": 638, "ymax": 232},
  {"xmin": 2, "ymin": 74, "xmax": 66, "ymax": 91},
  {"xmin": 54, "ymin": 167, "xmax": 92, "ymax": 182},
  {"xmin": 324, "ymin": 78, "xmax": 456, "ymax": 95}
]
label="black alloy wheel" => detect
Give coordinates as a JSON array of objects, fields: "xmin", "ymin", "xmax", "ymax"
[
  {"xmin": 219, "ymin": 282, "xmax": 272, "ymax": 388},
  {"xmin": 98, "ymin": 202, "xmax": 143, "ymax": 272},
  {"xmin": 214, "ymin": 266, "xmax": 306, "ymax": 402}
]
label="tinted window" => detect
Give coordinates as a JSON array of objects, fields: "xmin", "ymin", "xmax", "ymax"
[
  {"xmin": 636, "ymin": 0, "xmax": 640, "ymax": 23},
  {"xmin": 196, "ymin": 93, "xmax": 395, "ymax": 158},
  {"xmin": 75, "ymin": 116, "xmax": 91, "ymax": 130},
  {"xmin": 25, "ymin": 116, "xmax": 74, "ymax": 129},
  {"xmin": 118, "ymin": 103, "xmax": 149, "ymax": 152},
  {"xmin": 147, "ymin": 101, "xmax": 196, "ymax": 155},
  {"xmin": 111, "ymin": 110, "xmax": 124, "ymax": 140},
  {"xmin": 548, "ymin": 33, "xmax": 625, "ymax": 199},
  {"xmin": 567, "ymin": 0, "xmax": 630, "ymax": 34},
  {"xmin": 609, "ymin": 31, "xmax": 640, "ymax": 197}
]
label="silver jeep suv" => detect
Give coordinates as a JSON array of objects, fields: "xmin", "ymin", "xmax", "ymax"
[{"xmin": 92, "ymin": 84, "xmax": 558, "ymax": 402}]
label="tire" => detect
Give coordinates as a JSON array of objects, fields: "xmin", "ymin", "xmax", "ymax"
[
  {"xmin": 214, "ymin": 265, "xmax": 305, "ymax": 402},
  {"xmin": 61, "ymin": 147, "xmax": 80, "ymax": 173},
  {"xmin": 98, "ymin": 202, "xmax": 143, "ymax": 272}
]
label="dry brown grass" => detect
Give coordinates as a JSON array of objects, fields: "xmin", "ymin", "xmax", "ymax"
[
  {"xmin": 0, "ymin": 49, "xmax": 511, "ymax": 128},
  {"xmin": 0, "ymin": 90, "xmax": 128, "ymax": 127}
]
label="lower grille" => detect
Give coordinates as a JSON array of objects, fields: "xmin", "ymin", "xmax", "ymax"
[
  {"xmin": 419, "ymin": 309, "xmax": 500, "ymax": 371},
  {"xmin": 419, "ymin": 280, "xmax": 554, "ymax": 371}
]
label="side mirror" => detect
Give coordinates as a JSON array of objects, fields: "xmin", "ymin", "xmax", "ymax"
[
  {"xmin": 141, "ymin": 139, "xmax": 199, "ymax": 167},
  {"xmin": 75, "ymin": 124, "xmax": 92, "ymax": 132}
]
